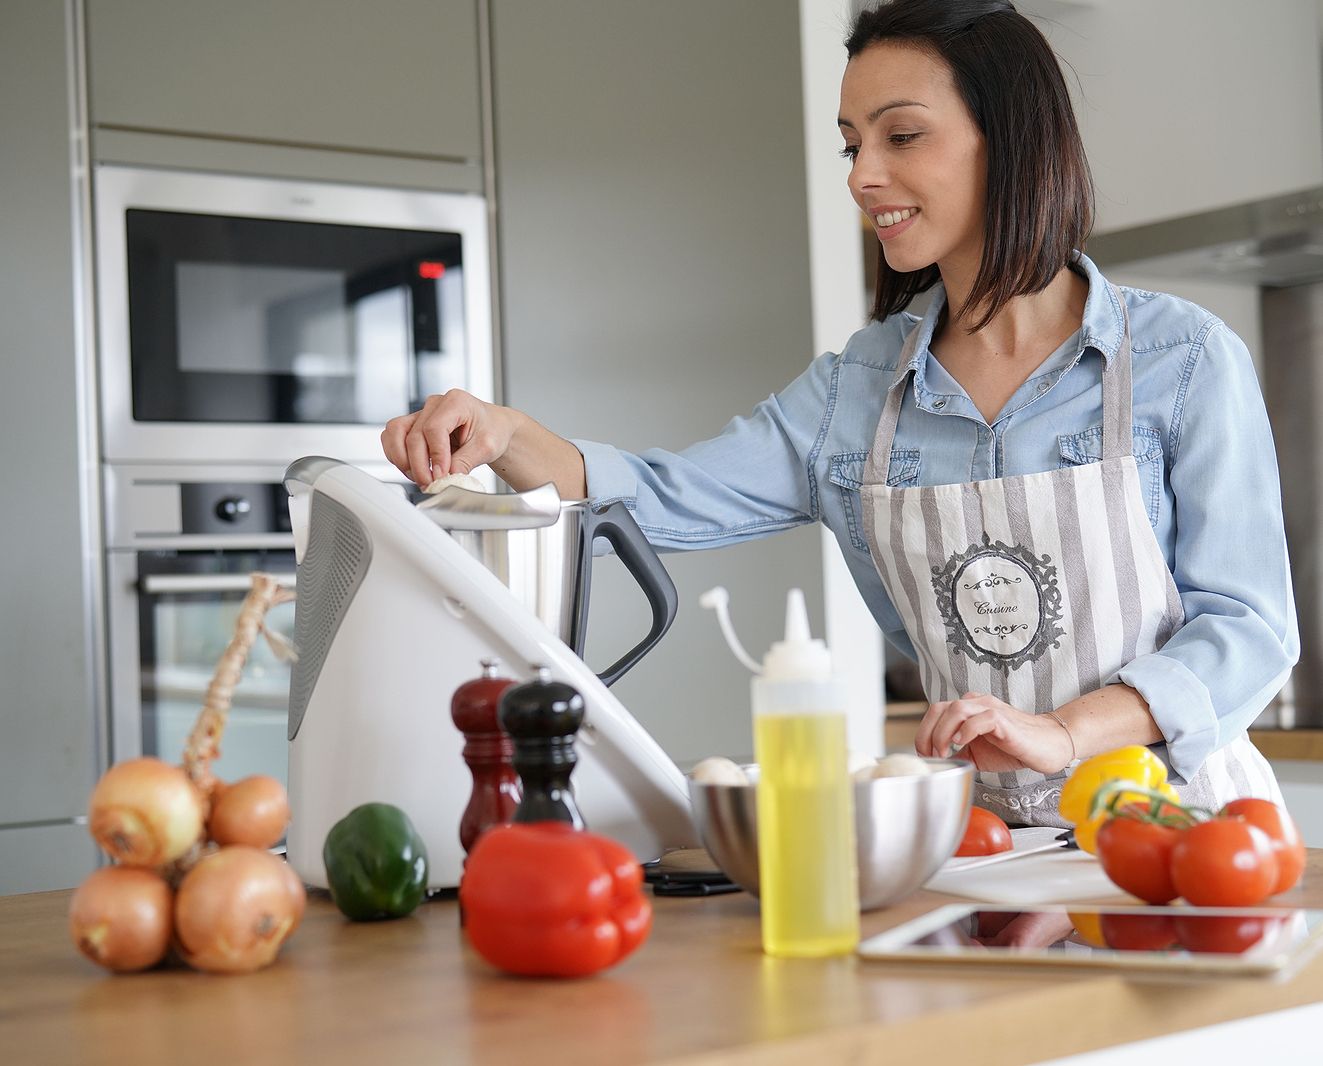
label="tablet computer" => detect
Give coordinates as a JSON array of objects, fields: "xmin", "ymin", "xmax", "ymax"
[{"xmin": 858, "ymin": 904, "xmax": 1323, "ymax": 977}]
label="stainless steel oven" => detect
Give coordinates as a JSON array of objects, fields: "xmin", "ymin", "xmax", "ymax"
[
  {"xmin": 104, "ymin": 463, "xmax": 312, "ymax": 781},
  {"xmin": 94, "ymin": 165, "xmax": 494, "ymax": 466},
  {"xmin": 104, "ymin": 462, "xmax": 416, "ymax": 783}
]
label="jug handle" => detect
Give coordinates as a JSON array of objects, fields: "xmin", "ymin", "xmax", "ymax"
[{"xmin": 585, "ymin": 501, "xmax": 679, "ymax": 687}]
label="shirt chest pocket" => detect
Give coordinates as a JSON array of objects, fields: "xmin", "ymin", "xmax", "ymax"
[
  {"xmin": 1057, "ymin": 425, "xmax": 1164, "ymax": 527},
  {"xmin": 828, "ymin": 449, "xmax": 921, "ymax": 553}
]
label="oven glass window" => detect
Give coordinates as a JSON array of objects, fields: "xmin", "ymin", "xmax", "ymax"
[
  {"xmin": 126, "ymin": 209, "xmax": 466, "ymax": 424},
  {"xmin": 137, "ymin": 551, "xmax": 296, "ymax": 787}
]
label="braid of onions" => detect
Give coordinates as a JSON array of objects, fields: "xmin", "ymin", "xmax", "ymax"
[{"xmin": 70, "ymin": 573, "xmax": 306, "ymax": 975}]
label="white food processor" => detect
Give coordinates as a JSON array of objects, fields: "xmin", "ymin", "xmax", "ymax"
[{"xmin": 281, "ymin": 456, "xmax": 698, "ymax": 890}]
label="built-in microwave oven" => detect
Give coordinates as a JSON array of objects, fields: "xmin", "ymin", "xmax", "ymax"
[{"xmin": 93, "ymin": 165, "xmax": 494, "ymax": 466}]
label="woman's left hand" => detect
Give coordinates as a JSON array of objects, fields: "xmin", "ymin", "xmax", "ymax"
[{"xmin": 915, "ymin": 693, "xmax": 1072, "ymax": 774}]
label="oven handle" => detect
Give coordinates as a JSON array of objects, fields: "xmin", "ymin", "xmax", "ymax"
[{"xmin": 140, "ymin": 573, "xmax": 297, "ymax": 595}]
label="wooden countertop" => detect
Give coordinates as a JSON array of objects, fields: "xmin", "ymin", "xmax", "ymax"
[{"xmin": 5, "ymin": 854, "xmax": 1323, "ymax": 1066}]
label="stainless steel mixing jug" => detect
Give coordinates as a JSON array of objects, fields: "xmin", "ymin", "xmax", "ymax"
[{"xmin": 418, "ymin": 481, "xmax": 678, "ymax": 685}]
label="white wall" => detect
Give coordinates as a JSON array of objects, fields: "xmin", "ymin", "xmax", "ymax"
[
  {"xmin": 1022, "ymin": 0, "xmax": 1323, "ymax": 376},
  {"xmin": 799, "ymin": 0, "xmax": 885, "ymax": 755},
  {"xmin": 1023, "ymin": 0, "xmax": 1323, "ymax": 234}
]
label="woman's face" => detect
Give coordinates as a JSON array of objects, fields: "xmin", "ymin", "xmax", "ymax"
[{"xmin": 838, "ymin": 42, "xmax": 987, "ymax": 276}]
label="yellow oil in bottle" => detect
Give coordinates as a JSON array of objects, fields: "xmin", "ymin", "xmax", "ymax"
[{"xmin": 754, "ymin": 710, "xmax": 859, "ymax": 957}]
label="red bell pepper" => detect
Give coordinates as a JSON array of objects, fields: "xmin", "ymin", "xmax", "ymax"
[{"xmin": 459, "ymin": 822, "xmax": 652, "ymax": 977}]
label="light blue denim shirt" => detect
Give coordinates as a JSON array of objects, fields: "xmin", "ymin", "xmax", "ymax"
[{"xmin": 573, "ymin": 253, "xmax": 1299, "ymax": 782}]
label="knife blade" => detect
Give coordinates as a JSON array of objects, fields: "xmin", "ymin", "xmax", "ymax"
[{"xmin": 944, "ymin": 830, "xmax": 1077, "ymax": 873}]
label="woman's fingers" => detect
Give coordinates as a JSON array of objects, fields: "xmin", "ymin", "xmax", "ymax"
[
  {"xmin": 948, "ymin": 708, "xmax": 1003, "ymax": 753},
  {"xmin": 450, "ymin": 421, "xmax": 504, "ymax": 477},
  {"xmin": 933, "ymin": 700, "xmax": 991, "ymax": 757},
  {"xmin": 380, "ymin": 409, "xmax": 420, "ymax": 480},
  {"xmin": 383, "ymin": 391, "xmax": 479, "ymax": 486},
  {"xmin": 917, "ymin": 695, "xmax": 993, "ymax": 758},
  {"xmin": 914, "ymin": 700, "xmax": 949, "ymax": 757},
  {"xmin": 405, "ymin": 400, "xmax": 454, "ymax": 486}
]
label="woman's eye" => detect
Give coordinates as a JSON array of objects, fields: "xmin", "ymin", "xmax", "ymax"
[
  {"xmin": 889, "ymin": 132, "xmax": 920, "ymax": 146},
  {"xmin": 838, "ymin": 144, "xmax": 859, "ymax": 161}
]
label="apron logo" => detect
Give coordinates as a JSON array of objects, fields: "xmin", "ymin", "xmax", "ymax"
[{"xmin": 932, "ymin": 533, "xmax": 1064, "ymax": 671}]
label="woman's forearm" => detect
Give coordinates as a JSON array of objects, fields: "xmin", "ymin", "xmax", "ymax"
[
  {"xmin": 491, "ymin": 410, "xmax": 588, "ymax": 500},
  {"xmin": 1053, "ymin": 684, "xmax": 1162, "ymax": 762}
]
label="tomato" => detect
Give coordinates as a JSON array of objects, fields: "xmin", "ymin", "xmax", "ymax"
[
  {"xmin": 1220, "ymin": 798, "xmax": 1306, "ymax": 896},
  {"xmin": 955, "ymin": 807, "xmax": 1013, "ymax": 857},
  {"xmin": 1099, "ymin": 912, "xmax": 1178, "ymax": 952},
  {"xmin": 1173, "ymin": 913, "xmax": 1283, "ymax": 955},
  {"xmin": 1169, "ymin": 818, "xmax": 1278, "ymax": 907},
  {"xmin": 1095, "ymin": 815, "xmax": 1180, "ymax": 903}
]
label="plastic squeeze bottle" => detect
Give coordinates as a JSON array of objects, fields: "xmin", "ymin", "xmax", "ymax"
[{"xmin": 702, "ymin": 586, "xmax": 859, "ymax": 957}]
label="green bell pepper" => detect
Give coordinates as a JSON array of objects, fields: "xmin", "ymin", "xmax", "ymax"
[{"xmin": 323, "ymin": 802, "xmax": 429, "ymax": 920}]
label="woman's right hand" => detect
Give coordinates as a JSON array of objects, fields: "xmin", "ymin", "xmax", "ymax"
[{"xmin": 381, "ymin": 389, "xmax": 520, "ymax": 488}]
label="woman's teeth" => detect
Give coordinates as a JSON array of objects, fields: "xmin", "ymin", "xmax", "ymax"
[{"xmin": 875, "ymin": 208, "xmax": 916, "ymax": 228}]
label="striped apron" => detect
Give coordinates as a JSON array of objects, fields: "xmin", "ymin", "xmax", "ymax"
[{"xmin": 860, "ymin": 285, "xmax": 1281, "ymax": 825}]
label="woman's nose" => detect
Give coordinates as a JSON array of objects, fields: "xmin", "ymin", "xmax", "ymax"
[{"xmin": 849, "ymin": 148, "xmax": 888, "ymax": 199}]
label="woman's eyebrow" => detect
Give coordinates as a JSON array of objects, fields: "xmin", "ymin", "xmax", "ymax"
[{"xmin": 838, "ymin": 99, "xmax": 928, "ymax": 129}]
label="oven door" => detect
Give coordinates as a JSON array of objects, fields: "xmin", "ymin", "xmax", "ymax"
[{"xmin": 107, "ymin": 549, "xmax": 297, "ymax": 787}]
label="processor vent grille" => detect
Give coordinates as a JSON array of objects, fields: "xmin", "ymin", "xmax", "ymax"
[{"xmin": 287, "ymin": 491, "xmax": 372, "ymax": 740}]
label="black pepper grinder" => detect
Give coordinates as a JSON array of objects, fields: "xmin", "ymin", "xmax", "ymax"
[{"xmin": 497, "ymin": 665, "xmax": 586, "ymax": 829}]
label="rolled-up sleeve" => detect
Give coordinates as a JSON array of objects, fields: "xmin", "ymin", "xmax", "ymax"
[
  {"xmin": 571, "ymin": 353, "xmax": 837, "ymax": 551},
  {"xmin": 1112, "ymin": 321, "xmax": 1299, "ymax": 782}
]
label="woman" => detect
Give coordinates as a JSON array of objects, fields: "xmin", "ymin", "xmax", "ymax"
[{"xmin": 381, "ymin": 0, "xmax": 1297, "ymax": 825}]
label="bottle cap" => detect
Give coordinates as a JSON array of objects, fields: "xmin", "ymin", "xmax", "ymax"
[{"xmin": 761, "ymin": 588, "xmax": 831, "ymax": 682}]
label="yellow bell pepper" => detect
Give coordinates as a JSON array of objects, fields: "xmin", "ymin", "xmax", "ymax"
[
  {"xmin": 1066, "ymin": 910, "xmax": 1108, "ymax": 948},
  {"xmin": 1057, "ymin": 745, "xmax": 1179, "ymax": 854}
]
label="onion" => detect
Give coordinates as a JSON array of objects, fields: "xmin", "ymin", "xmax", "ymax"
[
  {"xmin": 175, "ymin": 846, "xmax": 305, "ymax": 974},
  {"xmin": 69, "ymin": 866, "xmax": 173, "ymax": 972},
  {"xmin": 88, "ymin": 757, "xmax": 205, "ymax": 867},
  {"xmin": 207, "ymin": 775, "xmax": 290, "ymax": 849}
]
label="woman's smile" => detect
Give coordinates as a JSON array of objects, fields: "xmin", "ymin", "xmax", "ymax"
[{"xmin": 869, "ymin": 205, "xmax": 920, "ymax": 238}]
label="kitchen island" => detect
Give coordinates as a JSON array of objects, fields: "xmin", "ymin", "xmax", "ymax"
[{"xmin": 4, "ymin": 855, "xmax": 1323, "ymax": 1066}]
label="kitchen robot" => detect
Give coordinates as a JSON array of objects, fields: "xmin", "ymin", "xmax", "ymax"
[{"xmin": 282, "ymin": 457, "xmax": 699, "ymax": 890}]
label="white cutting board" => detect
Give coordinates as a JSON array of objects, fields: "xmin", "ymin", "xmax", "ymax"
[{"xmin": 924, "ymin": 827, "xmax": 1120, "ymax": 904}]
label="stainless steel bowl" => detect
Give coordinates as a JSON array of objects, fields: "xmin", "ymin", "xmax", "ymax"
[{"xmin": 686, "ymin": 759, "xmax": 974, "ymax": 911}]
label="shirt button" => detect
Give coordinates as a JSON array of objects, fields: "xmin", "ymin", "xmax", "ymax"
[
  {"xmin": 1037, "ymin": 381, "xmax": 1050, "ymax": 394},
  {"xmin": 933, "ymin": 398, "xmax": 947, "ymax": 410}
]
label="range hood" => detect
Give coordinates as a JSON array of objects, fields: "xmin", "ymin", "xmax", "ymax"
[{"xmin": 1086, "ymin": 186, "xmax": 1323, "ymax": 287}]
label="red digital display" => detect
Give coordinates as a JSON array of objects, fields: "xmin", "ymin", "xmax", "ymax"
[{"xmin": 417, "ymin": 261, "xmax": 446, "ymax": 280}]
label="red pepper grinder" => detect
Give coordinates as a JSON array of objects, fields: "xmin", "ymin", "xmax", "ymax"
[
  {"xmin": 451, "ymin": 658, "xmax": 521, "ymax": 854},
  {"xmin": 498, "ymin": 664, "xmax": 586, "ymax": 829}
]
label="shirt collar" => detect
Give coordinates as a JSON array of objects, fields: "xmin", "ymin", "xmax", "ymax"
[{"xmin": 888, "ymin": 252, "xmax": 1123, "ymax": 393}]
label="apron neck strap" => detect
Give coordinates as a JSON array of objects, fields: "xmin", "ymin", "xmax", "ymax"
[
  {"xmin": 1100, "ymin": 283, "xmax": 1134, "ymax": 461},
  {"xmin": 862, "ymin": 280, "xmax": 1136, "ymax": 483},
  {"xmin": 862, "ymin": 327, "xmax": 918, "ymax": 485}
]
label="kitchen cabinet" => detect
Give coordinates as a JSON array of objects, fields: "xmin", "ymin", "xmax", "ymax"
[
  {"xmin": 0, "ymin": 2, "xmax": 102, "ymax": 894},
  {"xmin": 85, "ymin": 0, "xmax": 483, "ymax": 188}
]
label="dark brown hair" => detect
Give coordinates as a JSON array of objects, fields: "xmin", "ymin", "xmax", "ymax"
[{"xmin": 846, "ymin": 0, "xmax": 1093, "ymax": 331}]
